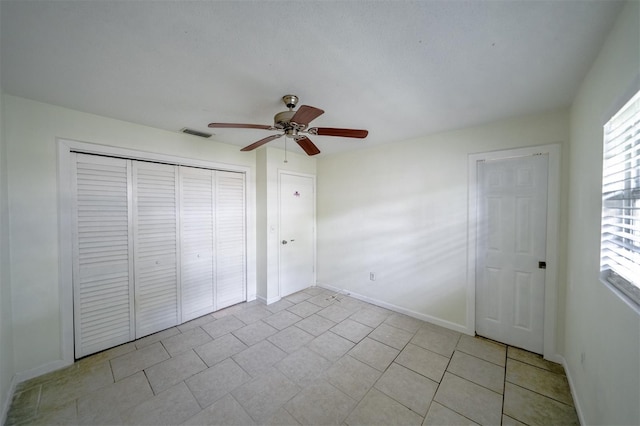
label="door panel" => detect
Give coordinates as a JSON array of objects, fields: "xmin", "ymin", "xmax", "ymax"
[
  {"xmin": 215, "ymin": 171, "xmax": 246, "ymax": 310},
  {"xmin": 279, "ymin": 173, "xmax": 315, "ymax": 297},
  {"xmin": 514, "ymin": 271, "xmax": 532, "ymax": 329},
  {"xmin": 180, "ymin": 167, "xmax": 215, "ymax": 322},
  {"xmin": 133, "ymin": 161, "xmax": 180, "ymax": 337},
  {"xmin": 476, "ymin": 154, "xmax": 548, "ymax": 353},
  {"xmin": 73, "ymin": 154, "xmax": 135, "ymax": 358},
  {"xmin": 486, "ymin": 268, "xmax": 501, "ymax": 321}
]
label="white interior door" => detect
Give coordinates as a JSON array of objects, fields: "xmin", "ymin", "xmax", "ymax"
[
  {"xmin": 133, "ymin": 161, "xmax": 180, "ymax": 338},
  {"xmin": 279, "ymin": 173, "xmax": 315, "ymax": 297},
  {"xmin": 476, "ymin": 154, "xmax": 548, "ymax": 354}
]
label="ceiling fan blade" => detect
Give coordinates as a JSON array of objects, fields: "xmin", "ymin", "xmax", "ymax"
[
  {"xmin": 290, "ymin": 105, "xmax": 324, "ymax": 126},
  {"xmin": 240, "ymin": 134, "xmax": 283, "ymax": 151},
  {"xmin": 311, "ymin": 127, "xmax": 369, "ymax": 138},
  {"xmin": 295, "ymin": 136, "xmax": 321, "ymax": 156},
  {"xmin": 209, "ymin": 123, "xmax": 273, "ymax": 130}
]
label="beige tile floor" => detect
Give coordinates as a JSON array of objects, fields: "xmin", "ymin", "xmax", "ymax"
[{"xmin": 6, "ymin": 287, "xmax": 579, "ymax": 425}]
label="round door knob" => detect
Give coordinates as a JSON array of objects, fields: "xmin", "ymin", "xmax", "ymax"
[{"xmin": 282, "ymin": 240, "xmax": 288, "ymax": 245}]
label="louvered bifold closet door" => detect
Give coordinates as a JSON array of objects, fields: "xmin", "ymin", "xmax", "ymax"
[
  {"xmin": 73, "ymin": 153, "xmax": 134, "ymax": 358},
  {"xmin": 133, "ymin": 161, "xmax": 181, "ymax": 337},
  {"xmin": 179, "ymin": 166, "xmax": 215, "ymax": 322},
  {"xmin": 215, "ymin": 171, "xmax": 247, "ymax": 310}
]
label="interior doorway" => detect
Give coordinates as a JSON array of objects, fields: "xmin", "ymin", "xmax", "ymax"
[
  {"xmin": 278, "ymin": 172, "xmax": 316, "ymax": 297},
  {"xmin": 467, "ymin": 144, "xmax": 560, "ymax": 361}
]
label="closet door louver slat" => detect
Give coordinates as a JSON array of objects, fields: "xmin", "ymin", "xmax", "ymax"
[{"xmin": 73, "ymin": 154, "xmax": 134, "ymax": 358}]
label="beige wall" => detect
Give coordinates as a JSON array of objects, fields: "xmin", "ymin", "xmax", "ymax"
[
  {"xmin": 317, "ymin": 109, "xmax": 570, "ymax": 331},
  {"xmin": 565, "ymin": 1, "xmax": 639, "ymax": 424}
]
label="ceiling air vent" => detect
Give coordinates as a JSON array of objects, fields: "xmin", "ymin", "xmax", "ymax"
[{"xmin": 180, "ymin": 127, "xmax": 212, "ymax": 138}]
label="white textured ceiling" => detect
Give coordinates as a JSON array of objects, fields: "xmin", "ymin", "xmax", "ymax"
[{"xmin": 0, "ymin": 0, "xmax": 624, "ymax": 156}]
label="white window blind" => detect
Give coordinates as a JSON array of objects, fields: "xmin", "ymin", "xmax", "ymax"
[{"xmin": 601, "ymin": 89, "xmax": 640, "ymax": 306}]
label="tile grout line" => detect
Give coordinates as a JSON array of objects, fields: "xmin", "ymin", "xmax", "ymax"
[
  {"xmin": 427, "ymin": 335, "xmax": 479, "ymax": 424},
  {"xmin": 360, "ymin": 323, "xmax": 422, "ymax": 420},
  {"xmin": 507, "ymin": 356, "xmax": 568, "ymax": 376},
  {"xmin": 505, "ymin": 380, "xmax": 576, "ymax": 408},
  {"xmin": 504, "ymin": 352, "xmax": 576, "ymax": 407},
  {"xmin": 443, "ymin": 368, "xmax": 504, "ymax": 396}
]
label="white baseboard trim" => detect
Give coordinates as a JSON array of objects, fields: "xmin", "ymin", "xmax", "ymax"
[
  {"xmin": 14, "ymin": 359, "xmax": 70, "ymax": 384},
  {"xmin": 544, "ymin": 352, "xmax": 564, "ymax": 365},
  {"xmin": 2, "ymin": 358, "xmax": 71, "ymax": 425},
  {"xmin": 560, "ymin": 355, "xmax": 586, "ymax": 426},
  {"xmin": 317, "ymin": 283, "xmax": 470, "ymax": 335},
  {"xmin": 256, "ymin": 294, "xmax": 281, "ymax": 305},
  {"xmin": 1, "ymin": 374, "xmax": 18, "ymax": 426}
]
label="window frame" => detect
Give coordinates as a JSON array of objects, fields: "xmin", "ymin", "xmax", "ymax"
[{"xmin": 600, "ymin": 87, "xmax": 640, "ymax": 314}]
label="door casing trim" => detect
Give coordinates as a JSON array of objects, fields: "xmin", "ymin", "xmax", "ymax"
[{"xmin": 467, "ymin": 144, "xmax": 561, "ymax": 361}]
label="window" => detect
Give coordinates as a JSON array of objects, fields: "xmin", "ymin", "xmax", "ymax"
[{"xmin": 601, "ymin": 89, "xmax": 640, "ymax": 308}]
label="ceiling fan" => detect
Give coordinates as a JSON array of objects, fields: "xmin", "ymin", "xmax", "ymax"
[{"xmin": 208, "ymin": 95, "xmax": 368, "ymax": 156}]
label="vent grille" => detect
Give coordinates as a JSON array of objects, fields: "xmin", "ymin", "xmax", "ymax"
[{"xmin": 180, "ymin": 128, "xmax": 212, "ymax": 138}]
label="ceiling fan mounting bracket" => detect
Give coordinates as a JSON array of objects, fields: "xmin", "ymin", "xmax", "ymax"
[{"xmin": 282, "ymin": 94, "xmax": 299, "ymax": 110}]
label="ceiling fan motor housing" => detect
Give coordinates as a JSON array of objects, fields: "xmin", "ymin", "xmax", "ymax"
[{"xmin": 274, "ymin": 110, "xmax": 303, "ymax": 131}]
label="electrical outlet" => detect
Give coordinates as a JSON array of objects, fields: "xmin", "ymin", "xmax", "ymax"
[{"xmin": 369, "ymin": 272, "xmax": 376, "ymax": 281}]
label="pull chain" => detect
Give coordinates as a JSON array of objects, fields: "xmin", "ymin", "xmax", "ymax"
[{"xmin": 284, "ymin": 138, "xmax": 288, "ymax": 163}]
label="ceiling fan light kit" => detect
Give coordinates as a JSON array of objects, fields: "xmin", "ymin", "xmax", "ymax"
[{"xmin": 208, "ymin": 95, "xmax": 368, "ymax": 156}]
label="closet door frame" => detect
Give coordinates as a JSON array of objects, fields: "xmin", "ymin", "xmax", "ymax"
[{"xmin": 58, "ymin": 138, "xmax": 256, "ymax": 365}]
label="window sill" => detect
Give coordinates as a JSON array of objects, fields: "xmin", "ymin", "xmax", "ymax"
[{"xmin": 600, "ymin": 271, "xmax": 640, "ymax": 316}]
